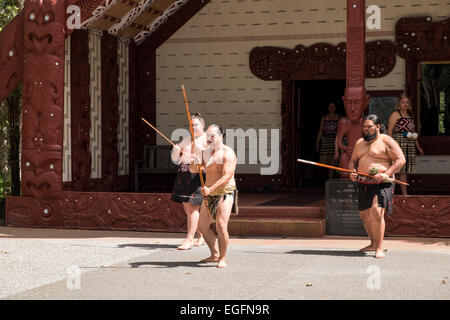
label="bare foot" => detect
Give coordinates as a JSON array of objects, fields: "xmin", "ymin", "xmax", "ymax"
[
  {"xmin": 359, "ymin": 244, "xmax": 376, "ymax": 252},
  {"xmin": 194, "ymin": 237, "xmax": 205, "ymax": 247},
  {"xmin": 200, "ymin": 255, "xmax": 219, "ymax": 263},
  {"xmin": 217, "ymin": 259, "xmax": 227, "ymax": 269},
  {"xmin": 375, "ymin": 248, "xmax": 386, "ymax": 259},
  {"xmin": 177, "ymin": 240, "xmax": 194, "ymax": 250}
]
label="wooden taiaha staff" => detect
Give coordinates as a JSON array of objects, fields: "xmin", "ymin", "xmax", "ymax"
[
  {"xmin": 181, "ymin": 85, "xmax": 212, "ymax": 216},
  {"xmin": 297, "ymin": 159, "xmax": 409, "ymax": 186},
  {"xmin": 141, "ymin": 118, "xmax": 176, "ymax": 147}
]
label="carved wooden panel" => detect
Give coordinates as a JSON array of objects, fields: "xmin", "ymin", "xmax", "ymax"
[
  {"xmin": 101, "ymin": 33, "xmax": 119, "ymax": 191},
  {"xmin": 249, "ymin": 41, "xmax": 395, "ymax": 81},
  {"xmin": 386, "ymin": 196, "xmax": 450, "ymax": 237},
  {"xmin": 70, "ymin": 29, "xmax": 91, "ymax": 191},
  {"xmin": 281, "ymin": 80, "xmax": 294, "ymax": 188},
  {"xmin": 6, "ymin": 192, "xmax": 187, "ymax": 232},
  {"xmin": 0, "ymin": 12, "xmax": 23, "ymax": 103},
  {"xmin": 128, "ymin": 41, "xmax": 138, "ymax": 190},
  {"xmin": 396, "ymin": 17, "xmax": 450, "ymax": 60},
  {"xmin": 21, "ymin": 0, "xmax": 66, "ymax": 199},
  {"xmin": 136, "ymin": 41, "xmax": 156, "ymax": 154}
]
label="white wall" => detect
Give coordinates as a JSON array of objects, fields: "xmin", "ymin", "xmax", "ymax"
[{"xmin": 156, "ymin": 0, "xmax": 449, "ymax": 173}]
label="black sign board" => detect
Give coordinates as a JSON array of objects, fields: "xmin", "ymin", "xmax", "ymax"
[{"xmin": 325, "ymin": 179, "xmax": 367, "ymax": 236}]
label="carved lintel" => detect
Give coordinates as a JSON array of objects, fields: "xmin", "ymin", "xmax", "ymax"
[
  {"xmin": 250, "ymin": 41, "xmax": 395, "ymax": 81},
  {"xmin": 396, "ymin": 17, "xmax": 450, "ymax": 60}
]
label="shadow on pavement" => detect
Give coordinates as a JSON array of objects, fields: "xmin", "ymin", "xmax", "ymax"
[
  {"xmin": 117, "ymin": 243, "xmax": 179, "ymax": 250},
  {"xmin": 286, "ymin": 249, "xmax": 370, "ymax": 257},
  {"xmin": 129, "ymin": 261, "xmax": 216, "ymax": 268}
]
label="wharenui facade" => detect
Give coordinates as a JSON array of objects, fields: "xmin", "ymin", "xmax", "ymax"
[{"xmin": 0, "ymin": 0, "xmax": 449, "ymax": 237}]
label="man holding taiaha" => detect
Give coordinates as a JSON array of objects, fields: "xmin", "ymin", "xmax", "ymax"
[
  {"xmin": 191, "ymin": 124, "xmax": 238, "ymax": 269},
  {"xmin": 349, "ymin": 114, "xmax": 405, "ymax": 259}
]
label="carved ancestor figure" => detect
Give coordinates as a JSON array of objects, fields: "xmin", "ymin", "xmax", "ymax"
[
  {"xmin": 335, "ymin": 87, "xmax": 370, "ymax": 177},
  {"xmin": 21, "ymin": 0, "xmax": 66, "ymax": 198}
]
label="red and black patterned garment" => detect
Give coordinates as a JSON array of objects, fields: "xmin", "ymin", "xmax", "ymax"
[
  {"xmin": 171, "ymin": 163, "xmax": 205, "ymax": 206},
  {"xmin": 319, "ymin": 119, "xmax": 339, "ymax": 165},
  {"xmin": 392, "ymin": 111, "xmax": 417, "ymax": 173},
  {"xmin": 322, "ymin": 119, "xmax": 339, "ymax": 137}
]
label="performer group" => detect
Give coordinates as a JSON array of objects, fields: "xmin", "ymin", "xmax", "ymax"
[{"xmin": 144, "ymin": 89, "xmax": 420, "ymax": 267}]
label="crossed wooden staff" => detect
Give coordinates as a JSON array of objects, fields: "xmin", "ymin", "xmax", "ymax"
[{"xmin": 141, "ymin": 85, "xmax": 212, "ymax": 216}]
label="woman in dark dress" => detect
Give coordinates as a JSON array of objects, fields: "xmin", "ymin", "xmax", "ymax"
[
  {"xmin": 316, "ymin": 102, "xmax": 340, "ymax": 179},
  {"xmin": 171, "ymin": 113, "xmax": 208, "ymax": 250}
]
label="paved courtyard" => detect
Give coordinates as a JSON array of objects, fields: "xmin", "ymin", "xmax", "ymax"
[{"xmin": 0, "ymin": 226, "xmax": 449, "ymax": 300}]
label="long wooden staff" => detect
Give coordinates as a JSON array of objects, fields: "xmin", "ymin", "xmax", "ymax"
[
  {"xmin": 181, "ymin": 85, "xmax": 212, "ymax": 216},
  {"xmin": 297, "ymin": 159, "xmax": 409, "ymax": 186},
  {"xmin": 141, "ymin": 118, "xmax": 176, "ymax": 147}
]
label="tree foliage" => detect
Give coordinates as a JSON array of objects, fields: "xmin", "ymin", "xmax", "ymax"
[{"xmin": 0, "ymin": 0, "xmax": 22, "ymax": 31}]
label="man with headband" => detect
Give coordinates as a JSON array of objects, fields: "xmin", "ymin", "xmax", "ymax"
[{"xmin": 349, "ymin": 114, "xmax": 405, "ymax": 258}]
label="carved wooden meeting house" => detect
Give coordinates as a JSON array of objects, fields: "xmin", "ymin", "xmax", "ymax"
[{"xmin": 0, "ymin": 0, "xmax": 449, "ymax": 237}]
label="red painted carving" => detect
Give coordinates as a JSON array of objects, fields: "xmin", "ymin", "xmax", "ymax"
[
  {"xmin": 21, "ymin": 0, "xmax": 66, "ymax": 198},
  {"xmin": 70, "ymin": 29, "xmax": 91, "ymax": 190},
  {"xmin": 78, "ymin": 0, "xmax": 105, "ymax": 22},
  {"xmin": 386, "ymin": 196, "xmax": 450, "ymax": 237},
  {"xmin": 101, "ymin": 33, "xmax": 119, "ymax": 191},
  {"xmin": 396, "ymin": 17, "xmax": 450, "ymax": 61},
  {"xmin": 0, "ymin": 13, "xmax": 23, "ymax": 102},
  {"xmin": 128, "ymin": 41, "xmax": 138, "ymax": 189},
  {"xmin": 6, "ymin": 192, "xmax": 187, "ymax": 232},
  {"xmin": 337, "ymin": 0, "xmax": 368, "ymax": 176},
  {"xmin": 249, "ymin": 41, "xmax": 395, "ymax": 81},
  {"xmin": 281, "ymin": 81, "xmax": 294, "ymax": 187},
  {"xmin": 136, "ymin": 41, "xmax": 156, "ymax": 152}
]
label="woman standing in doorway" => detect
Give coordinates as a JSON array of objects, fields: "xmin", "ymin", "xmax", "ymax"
[
  {"xmin": 387, "ymin": 94, "xmax": 424, "ymax": 195},
  {"xmin": 316, "ymin": 102, "xmax": 340, "ymax": 179}
]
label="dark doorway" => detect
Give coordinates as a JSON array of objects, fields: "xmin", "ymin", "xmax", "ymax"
[{"xmin": 293, "ymin": 79, "xmax": 346, "ymax": 189}]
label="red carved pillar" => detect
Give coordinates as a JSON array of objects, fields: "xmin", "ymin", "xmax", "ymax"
[
  {"xmin": 281, "ymin": 80, "xmax": 294, "ymax": 188},
  {"xmin": 70, "ymin": 29, "xmax": 91, "ymax": 191},
  {"xmin": 136, "ymin": 41, "xmax": 156, "ymax": 154},
  {"xmin": 21, "ymin": 0, "xmax": 66, "ymax": 198},
  {"xmin": 338, "ymin": 0, "xmax": 369, "ymax": 175},
  {"xmin": 129, "ymin": 41, "xmax": 138, "ymax": 189},
  {"xmin": 101, "ymin": 33, "xmax": 119, "ymax": 191}
]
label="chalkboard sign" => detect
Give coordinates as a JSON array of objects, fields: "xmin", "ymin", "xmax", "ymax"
[{"xmin": 326, "ymin": 179, "xmax": 367, "ymax": 236}]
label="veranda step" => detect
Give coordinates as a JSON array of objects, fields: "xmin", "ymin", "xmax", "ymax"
[
  {"xmin": 237, "ymin": 206, "xmax": 325, "ymax": 219},
  {"xmin": 229, "ymin": 217, "xmax": 325, "ymax": 237}
]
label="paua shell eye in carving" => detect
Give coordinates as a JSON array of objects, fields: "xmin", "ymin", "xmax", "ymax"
[{"xmin": 43, "ymin": 12, "xmax": 54, "ymax": 23}]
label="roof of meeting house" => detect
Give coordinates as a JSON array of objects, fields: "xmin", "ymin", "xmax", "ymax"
[{"xmin": 75, "ymin": 0, "xmax": 198, "ymax": 44}]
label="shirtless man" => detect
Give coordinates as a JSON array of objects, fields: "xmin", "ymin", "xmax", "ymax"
[
  {"xmin": 193, "ymin": 124, "xmax": 238, "ymax": 269},
  {"xmin": 349, "ymin": 114, "xmax": 405, "ymax": 259}
]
